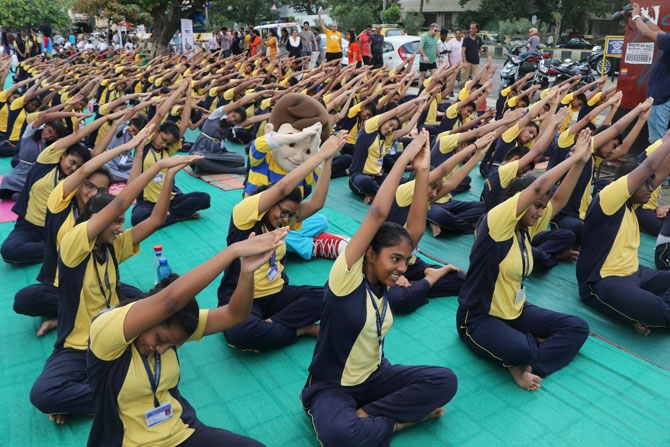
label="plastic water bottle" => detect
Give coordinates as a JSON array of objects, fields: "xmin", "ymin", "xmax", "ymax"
[
  {"xmin": 157, "ymin": 257, "xmax": 172, "ymax": 283},
  {"xmin": 153, "ymin": 245, "xmax": 163, "ymax": 285}
]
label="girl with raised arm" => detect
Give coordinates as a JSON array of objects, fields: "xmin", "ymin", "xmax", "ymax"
[
  {"xmin": 457, "ymin": 130, "xmax": 593, "ymax": 391},
  {"xmin": 301, "ymin": 132, "xmax": 457, "ymax": 446},
  {"xmin": 85, "ymin": 230, "xmax": 288, "ymax": 447},
  {"xmin": 29, "ymin": 153, "xmax": 201, "ymax": 424}
]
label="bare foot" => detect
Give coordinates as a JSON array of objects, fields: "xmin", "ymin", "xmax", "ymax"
[
  {"xmin": 394, "ymin": 407, "xmax": 445, "ymax": 432},
  {"xmin": 37, "ymin": 319, "xmax": 57, "ymax": 337},
  {"xmin": 430, "ymin": 222, "xmax": 442, "ymax": 237},
  {"xmin": 633, "ymin": 322, "xmax": 651, "ymax": 336},
  {"xmin": 555, "ymin": 249, "xmax": 579, "ymax": 262},
  {"xmin": 175, "ymin": 212, "xmax": 201, "ymax": 223},
  {"xmin": 49, "ymin": 413, "xmax": 68, "ymax": 424},
  {"xmin": 535, "ymin": 337, "xmax": 547, "ymax": 344},
  {"xmin": 509, "ymin": 365, "xmax": 542, "ymax": 391},
  {"xmin": 355, "ymin": 408, "xmax": 369, "ymax": 418},
  {"xmin": 363, "ymin": 196, "xmax": 374, "ymax": 205},
  {"xmin": 296, "ymin": 323, "xmax": 320, "ymax": 338}
]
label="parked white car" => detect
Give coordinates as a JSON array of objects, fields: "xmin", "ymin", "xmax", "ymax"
[{"xmin": 382, "ymin": 36, "xmax": 421, "ymax": 76}]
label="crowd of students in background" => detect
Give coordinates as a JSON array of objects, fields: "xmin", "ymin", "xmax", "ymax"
[{"xmin": 0, "ymin": 4, "xmax": 669, "ymax": 445}]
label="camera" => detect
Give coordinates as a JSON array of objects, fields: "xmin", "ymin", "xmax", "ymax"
[{"xmin": 612, "ymin": 4, "xmax": 633, "ymax": 21}]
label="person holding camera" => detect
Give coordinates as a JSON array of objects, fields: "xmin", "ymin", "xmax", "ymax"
[{"xmin": 631, "ymin": 2, "xmax": 670, "ymax": 143}]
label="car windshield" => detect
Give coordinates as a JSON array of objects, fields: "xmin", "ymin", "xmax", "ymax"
[{"xmin": 385, "ymin": 29, "xmax": 402, "ymax": 37}]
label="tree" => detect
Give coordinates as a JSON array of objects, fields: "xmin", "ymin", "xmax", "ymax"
[
  {"xmin": 383, "ymin": 6, "xmax": 402, "ymax": 24},
  {"xmin": 209, "ymin": 0, "xmax": 276, "ymax": 28},
  {"xmin": 72, "ymin": 0, "xmax": 207, "ymax": 56},
  {"xmin": 328, "ymin": 0, "xmax": 381, "ymax": 33},
  {"xmin": 402, "ymin": 12, "xmax": 424, "ymax": 35},
  {"xmin": 282, "ymin": 0, "xmax": 328, "ymax": 15},
  {"xmin": 0, "ymin": 0, "xmax": 71, "ymax": 31},
  {"xmin": 457, "ymin": 0, "xmax": 627, "ymax": 33}
]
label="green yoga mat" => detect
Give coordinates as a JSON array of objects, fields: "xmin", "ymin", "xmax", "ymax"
[{"xmin": 2, "ymin": 142, "xmax": 670, "ymax": 446}]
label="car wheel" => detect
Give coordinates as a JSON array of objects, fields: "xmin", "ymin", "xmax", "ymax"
[{"xmin": 597, "ymin": 58, "xmax": 611, "ymax": 75}]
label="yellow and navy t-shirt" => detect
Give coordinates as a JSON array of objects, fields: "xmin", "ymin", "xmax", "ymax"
[
  {"xmin": 36, "ymin": 181, "xmax": 79, "ymax": 286},
  {"xmin": 139, "ymin": 141, "xmax": 181, "ymax": 203},
  {"xmin": 387, "ymin": 179, "xmax": 417, "ymax": 226},
  {"xmin": 55, "ymin": 222, "xmax": 139, "ymax": 351},
  {"xmin": 246, "ymin": 134, "xmax": 319, "ymax": 196},
  {"xmin": 217, "ymin": 192, "xmax": 301, "ymax": 305},
  {"xmin": 87, "ymin": 302, "xmax": 208, "ymax": 447},
  {"xmin": 577, "ymin": 175, "xmax": 639, "ymax": 287},
  {"xmin": 308, "ymin": 252, "xmax": 393, "ymax": 386},
  {"xmin": 440, "ymin": 103, "xmax": 462, "ymax": 133},
  {"xmin": 552, "ymin": 138, "xmax": 602, "ymax": 220},
  {"xmin": 458, "ymin": 192, "xmax": 553, "ymax": 319},
  {"xmin": 481, "ymin": 160, "xmax": 520, "ymax": 211},
  {"xmin": 350, "ymin": 116, "xmax": 393, "ymax": 176},
  {"xmin": 338, "ymin": 102, "xmax": 364, "ymax": 144},
  {"xmin": 11, "ymin": 142, "xmax": 69, "ymax": 227},
  {"xmin": 5, "ymin": 95, "xmax": 31, "ymax": 142},
  {"xmin": 0, "ymin": 88, "xmax": 14, "ymax": 135},
  {"xmin": 577, "ymin": 92, "xmax": 602, "ymax": 122},
  {"xmin": 495, "ymin": 86, "xmax": 513, "ymax": 119},
  {"xmin": 637, "ymin": 139, "xmax": 664, "ymax": 211}
]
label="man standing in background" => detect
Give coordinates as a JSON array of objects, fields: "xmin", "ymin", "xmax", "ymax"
[
  {"xmin": 220, "ymin": 27, "xmax": 232, "ymax": 57},
  {"xmin": 369, "ymin": 24, "xmax": 384, "ymax": 69},
  {"xmin": 359, "ymin": 25, "xmax": 372, "ymax": 65},
  {"xmin": 461, "ymin": 22, "xmax": 483, "ymax": 83},
  {"xmin": 300, "ymin": 22, "xmax": 318, "ymax": 69},
  {"xmin": 438, "ymin": 28, "xmax": 450, "ymax": 67},
  {"xmin": 418, "ymin": 23, "xmax": 440, "ymax": 88}
]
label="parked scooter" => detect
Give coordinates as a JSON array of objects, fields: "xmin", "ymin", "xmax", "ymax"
[{"xmin": 550, "ymin": 58, "xmax": 595, "ymax": 87}]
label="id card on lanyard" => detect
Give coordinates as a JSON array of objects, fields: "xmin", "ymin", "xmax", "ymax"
[
  {"xmin": 515, "ymin": 231, "xmax": 529, "ymax": 304},
  {"xmin": 141, "ymin": 353, "xmax": 173, "ymax": 427},
  {"xmin": 150, "ymin": 148, "xmax": 165, "ymax": 183},
  {"xmin": 267, "ymin": 249, "xmax": 280, "ymax": 282},
  {"xmin": 364, "ymin": 281, "xmax": 388, "ymax": 366}
]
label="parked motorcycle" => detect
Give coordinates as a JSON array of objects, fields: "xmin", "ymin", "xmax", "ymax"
[
  {"xmin": 532, "ymin": 57, "xmax": 559, "ymax": 89},
  {"xmin": 500, "ymin": 46, "xmax": 548, "ymax": 88},
  {"xmin": 550, "ymin": 58, "xmax": 595, "ymax": 87},
  {"xmin": 587, "ymin": 46, "xmax": 620, "ymax": 76}
]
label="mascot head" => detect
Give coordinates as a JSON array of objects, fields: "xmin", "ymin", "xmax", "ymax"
[{"xmin": 265, "ymin": 93, "xmax": 331, "ymax": 172}]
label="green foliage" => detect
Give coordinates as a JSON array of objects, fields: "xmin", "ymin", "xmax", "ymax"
[
  {"xmin": 72, "ymin": 0, "xmax": 152, "ymax": 24},
  {"xmin": 329, "ymin": 0, "xmax": 380, "ymax": 34},
  {"xmin": 456, "ymin": 10, "xmax": 492, "ymax": 30},
  {"xmin": 210, "ymin": 0, "xmax": 276, "ymax": 27},
  {"xmin": 0, "ymin": 0, "xmax": 71, "ymax": 31},
  {"xmin": 458, "ymin": 0, "xmax": 628, "ymax": 33},
  {"xmin": 402, "ymin": 12, "xmax": 424, "ymax": 36},
  {"xmin": 383, "ymin": 6, "xmax": 402, "ymax": 24},
  {"xmin": 282, "ymin": 0, "xmax": 328, "ymax": 15}
]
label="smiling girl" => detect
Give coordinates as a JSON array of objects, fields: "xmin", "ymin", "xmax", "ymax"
[{"xmin": 301, "ymin": 134, "xmax": 457, "ymax": 446}]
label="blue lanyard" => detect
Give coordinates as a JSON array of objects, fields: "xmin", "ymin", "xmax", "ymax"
[
  {"xmin": 269, "ymin": 249, "xmax": 277, "ymax": 268},
  {"xmin": 53, "ymin": 168, "xmax": 60, "ymax": 187},
  {"xmin": 149, "ymin": 147, "xmax": 164, "ymax": 164},
  {"xmin": 517, "ymin": 230, "xmax": 529, "ymax": 287},
  {"xmin": 93, "ymin": 249, "xmax": 112, "ymax": 309},
  {"xmin": 364, "ymin": 280, "xmax": 388, "ymax": 365},
  {"xmin": 140, "ymin": 353, "xmax": 162, "ymax": 408}
]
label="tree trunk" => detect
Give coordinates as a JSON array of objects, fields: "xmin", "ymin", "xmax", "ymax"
[
  {"xmin": 419, "ymin": 0, "xmax": 424, "ymax": 14},
  {"xmin": 149, "ymin": 2, "xmax": 201, "ymax": 57}
]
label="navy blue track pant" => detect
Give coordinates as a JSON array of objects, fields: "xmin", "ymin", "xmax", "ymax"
[
  {"xmin": 552, "ymin": 213, "xmax": 583, "ymax": 244},
  {"xmin": 655, "ymin": 242, "xmax": 670, "ymax": 270},
  {"xmin": 427, "ymin": 200, "xmax": 485, "ymax": 235},
  {"xmin": 580, "ymin": 266, "xmax": 670, "ymax": 329},
  {"xmin": 531, "ymin": 229, "xmax": 575, "ymax": 270},
  {"xmin": 223, "ymin": 285, "xmax": 323, "ymax": 351},
  {"xmin": 387, "ymin": 258, "xmax": 466, "ymax": 314},
  {"xmin": 301, "ymin": 359, "xmax": 457, "ymax": 447},
  {"xmin": 178, "ymin": 424, "xmax": 264, "ymax": 447},
  {"xmin": 349, "ymin": 173, "xmax": 386, "ymax": 198},
  {"xmin": 457, "ymin": 303, "xmax": 589, "ymax": 377},
  {"xmin": 131, "ymin": 192, "xmax": 210, "ymax": 227},
  {"xmin": 1, "ymin": 216, "xmax": 44, "ymax": 264},
  {"xmin": 30, "ymin": 348, "xmax": 93, "ymax": 415},
  {"xmin": 635, "ymin": 207, "xmax": 663, "ymax": 236}
]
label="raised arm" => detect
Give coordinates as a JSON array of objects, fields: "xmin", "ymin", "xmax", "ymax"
[
  {"xmin": 405, "ymin": 133, "xmax": 431, "ymax": 246},
  {"xmin": 631, "ymin": 3, "xmax": 664, "ymax": 42},
  {"xmin": 607, "ymin": 102, "xmax": 651, "ymax": 160},
  {"xmin": 628, "ymin": 130, "xmax": 670, "ymax": 193},
  {"xmin": 297, "ymin": 133, "xmax": 347, "ymax": 222},
  {"xmin": 85, "ymin": 154, "xmax": 200, "ymax": 242},
  {"xmin": 550, "ymin": 130, "xmax": 592, "ymax": 217},
  {"xmin": 343, "ymin": 131, "xmax": 425, "ymax": 269},
  {"xmin": 120, "ymin": 229, "xmax": 287, "ymax": 342},
  {"xmin": 594, "ymin": 97, "xmax": 653, "ymax": 151},
  {"xmin": 516, "ymin": 129, "xmax": 589, "ymax": 216}
]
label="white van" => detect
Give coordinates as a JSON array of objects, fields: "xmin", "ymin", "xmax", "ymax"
[{"xmin": 253, "ymin": 22, "xmax": 300, "ymax": 39}]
